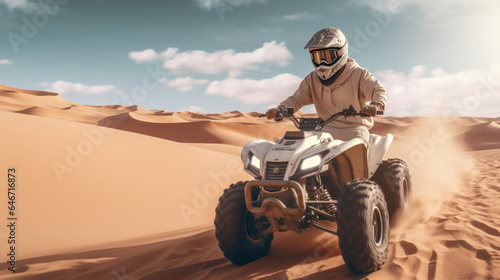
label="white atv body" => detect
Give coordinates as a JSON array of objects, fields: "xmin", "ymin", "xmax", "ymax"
[
  {"xmin": 242, "ymin": 132, "xmax": 393, "ymax": 184},
  {"xmin": 214, "ymin": 106, "xmax": 411, "ymax": 274}
]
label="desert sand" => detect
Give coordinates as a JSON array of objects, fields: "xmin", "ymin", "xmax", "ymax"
[{"xmin": 0, "ymin": 84, "xmax": 499, "ymax": 279}]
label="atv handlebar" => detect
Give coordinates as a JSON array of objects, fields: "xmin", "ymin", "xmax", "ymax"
[
  {"xmin": 258, "ymin": 107, "xmax": 294, "ymax": 119},
  {"xmin": 259, "ymin": 105, "xmax": 383, "ymax": 131}
]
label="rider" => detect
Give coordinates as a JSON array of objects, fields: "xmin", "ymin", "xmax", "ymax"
[{"xmin": 266, "ymin": 27, "xmax": 387, "ymax": 144}]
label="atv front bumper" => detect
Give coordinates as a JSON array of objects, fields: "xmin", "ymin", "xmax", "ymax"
[{"xmin": 244, "ymin": 180, "xmax": 306, "ymax": 231}]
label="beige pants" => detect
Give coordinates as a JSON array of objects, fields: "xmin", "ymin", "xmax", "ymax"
[{"xmin": 323, "ymin": 126, "xmax": 369, "ymax": 145}]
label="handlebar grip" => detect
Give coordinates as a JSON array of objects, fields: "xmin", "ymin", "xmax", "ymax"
[
  {"xmin": 377, "ymin": 111, "xmax": 384, "ymax": 116},
  {"xmin": 258, "ymin": 114, "xmax": 266, "ymax": 118}
]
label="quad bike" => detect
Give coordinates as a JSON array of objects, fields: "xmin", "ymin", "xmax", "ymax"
[{"xmin": 214, "ymin": 106, "xmax": 412, "ymax": 273}]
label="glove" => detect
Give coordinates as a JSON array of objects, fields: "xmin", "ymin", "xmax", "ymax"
[
  {"xmin": 360, "ymin": 104, "xmax": 379, "ymax": 117},
  {"xmin": 266, "ymin": 107, "xmax": 283, "ymax": 121}
]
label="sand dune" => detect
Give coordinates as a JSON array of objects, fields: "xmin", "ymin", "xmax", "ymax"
[
  {"xmin": 463, "ymin": 121, "xmax": 500, "ymax": 150},
  {"xmin": 98, "ymin": 111, "xmax": 295, "ymax": 146},
  {"xmin": 15, "ymin": 105, "xmax": 113, "ymax": 125},
  {"xmin": 0, "ymin": 84, "xmax": 74, "ymax": 109},
  {"xmin": 0, "ymin": 84, "xmax": 499, "ymax": 279},
  {"xmin": 0, "ymin": 110, "xmax": 251, "ymax": 260}
]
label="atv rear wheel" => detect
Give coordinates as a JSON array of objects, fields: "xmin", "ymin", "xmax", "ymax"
[
  {"xmin": 214, "ymin": 181, "xmax": 273, "ymax": 265},
  {"xmin": 337, "ymin": 179, "xmax": 389, "ymax": 274},
  {"xmin": 371, "ymin": 158, "xmax": 412, "ymax": 219}
]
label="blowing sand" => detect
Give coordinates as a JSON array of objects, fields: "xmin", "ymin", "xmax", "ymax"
[{"xmin": 0, "ymin": 84, "xmax": 499, "ymax": 279}]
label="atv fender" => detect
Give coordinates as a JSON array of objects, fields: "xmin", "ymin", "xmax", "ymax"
[
  {"xmin": 367, "ymin": 134, "xmax": 394, "ymax": 177},
  {"xmin": 320, "ymin": 138, "xmax": 369, "ymax": 180}
]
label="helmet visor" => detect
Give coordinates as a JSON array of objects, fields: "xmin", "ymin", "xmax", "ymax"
[{"xmin": 309, "ymin": 47, "xmax": 345, "ymax": 66}]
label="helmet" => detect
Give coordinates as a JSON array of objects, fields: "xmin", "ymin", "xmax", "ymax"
[{"xmin": 304, "ymin": 27, "xmax": 348, "ymax": 81}]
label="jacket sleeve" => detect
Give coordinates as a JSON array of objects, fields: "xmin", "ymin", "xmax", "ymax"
[
  {"xmin": 359, "ymin": 68, "xmax": 387, "ymax": 110},
  {"xmin": 279, "ymin": 74, "xmax": 314, "ymax": 112}
]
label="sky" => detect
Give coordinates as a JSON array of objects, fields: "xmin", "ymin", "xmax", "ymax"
[{"xmin": 0, "ymin": 0, "xmax": 499, "ymax": 116}]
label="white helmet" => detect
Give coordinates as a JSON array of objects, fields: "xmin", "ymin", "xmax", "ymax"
[{"xmin": 304, "ymin": 27, "xmax": 348, "ymax": 82}]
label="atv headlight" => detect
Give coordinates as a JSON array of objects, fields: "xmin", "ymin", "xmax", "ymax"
[
  {"xmin": 250, "ymin": 155, "xmax": 261, "ymax": 170},
  {"xmin": 300, "ymin": 155, "xmax": 321, "ymax": 170}
]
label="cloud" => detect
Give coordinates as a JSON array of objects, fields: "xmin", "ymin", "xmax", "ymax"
[
  {"xmin": 355, "ymin": 0, "xmax": 492, "ymax": 18},
  {"xmin": 205, "ymin": 73, "xmax": 302, "ymax": 104},
  {"xmin": 160, "ymin": 76, "xmax": 209, "ymax": 92},
  {"xmin": 194, "ymin": 0, "xmax": 266, "ymax": 10},
  {"xmin": 0, "ymin": 0, "xmax": 36, "ymax": 11},
  {"xmin": 0, "ymin": 59, "xmax": 13, "ymax": 65},
  {"xmin": 129, "ymin": 41, "xmax": 292, "ymax": 77},
  {"xmin": 282, "ymin": 11, "xmax": 322, "ymax": 21},
  {"xmin": 39, "ymin": 81, "xmax": 123, "ymax": 95},
  {"xmin": 128, "ymin": 48, "xmax": 179, "ymax": 64},
  {"xmin": 354, "ymin": 0, "xmax": 409, "ymax": 13},
  {"xmin": 128, "ymin": 49, "xmax": 159, "ymax": 64},
  {"xmin": 355, "ymin": 0, "xmax": 441, "ymax": 14},
  {"xmin": 375, "ymin": 63, "xmax": 500, "ymax": 117},
  {"xmin": 180, "ymin": 105, "xmax": 206, "ymax": 112}
]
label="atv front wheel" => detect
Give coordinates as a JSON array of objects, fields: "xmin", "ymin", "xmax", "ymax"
[
  {"xmin": 371, "ymin": 158, "xmax": 412, "ymax": 219},
  {"xmin": 337, "ymin": 179, "xmax": 389, "ymax": 274},
  {"xmin": 214, "ymin": 181, "xmax": 273, "ymax": 265}
]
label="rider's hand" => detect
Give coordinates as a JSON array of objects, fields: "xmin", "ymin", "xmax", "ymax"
[
  {"xmin": 360, "ymin": 104, "xmax": 379, "ymax": 117},
  {"xmin": 266, "ymin": 107, "xmax": 283, "ymax": 121}
]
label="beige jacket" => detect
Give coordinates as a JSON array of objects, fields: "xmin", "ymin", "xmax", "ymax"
[{"xmin": 280, "ymin": 58, "xmax": 387, "ymax": 131}]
